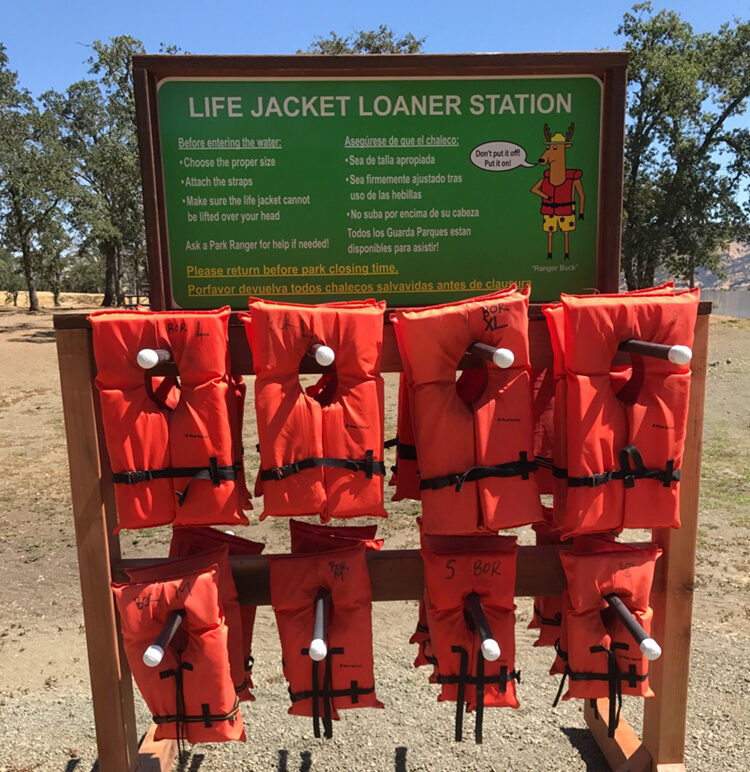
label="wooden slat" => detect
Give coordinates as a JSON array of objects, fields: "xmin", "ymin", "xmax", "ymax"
[
  {"xmin": 56, "ymin": 328, "xmax": 140, "ymax": 772},
  {"xmin": 114, "ymin": 542, "xmax": 664, "ymax": 606},
  {"xmin": 132, "ymin": 52, "xmax": 631, "ymax": 81},
  {"xmin": 597, "ymin": 64, "xmax": 628, "ymax": 293},
  {"xmin": 133, "ymin": 67, "xmax": 167, "ymax": 311},
  {"xmin": 136, "ymin": 724, "xmax": 177, "ymax": 772},
  {"xmin": 642, "ymin": 313, "xmax": 709, "ymax": 766},
  {"xmin": 583, "ymin": 699, "xmax": 648, "ymax": 771}
]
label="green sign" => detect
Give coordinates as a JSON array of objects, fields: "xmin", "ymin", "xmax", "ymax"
[{"xmin": 157, "ymin": 76, "xmax": 602, "ymax": 307}]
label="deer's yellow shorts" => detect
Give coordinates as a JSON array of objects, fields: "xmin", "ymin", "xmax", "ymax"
[{"xmin": 544, "ymin": 214, "xmax": 576, "ymax": 233}]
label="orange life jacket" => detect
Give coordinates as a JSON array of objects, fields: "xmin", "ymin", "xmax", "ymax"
[
  {"xmin": 125, "ymin": 548, "xmax": 249, "ymax": 703},
  {"xmin": 553, "ymin": 538, "xmax": 662, "ymax": 735},
  {"xmin": 391, "ymin": 287, "xmax": 542, "ymax": 534},
  {"xmin": 88, "ymin": 308, "xmax": 250, "ymax": 531},
  {"xmin": 528, "ymin": 508, "xmax": 569, "ymax": 647},
  {"xmin": 408, "ymin": 519, "xmax": 438, "ymax": 678},
  {"xmin": 242, "ymin": 299, "xmax": 387, "ymax": 522},
  {"xmin": 289, "ymin": 519, "xmax": 383, "ymax": 553},
  {"xmin": 112, "ymin": 562, "xmax": 245, "ymax": 744},
  {"xmin": 169, "ymin": 527, "xmax": 265, "ymax": 698},
  {"xmin": 386, "ymin": 373, "xmax": 421, "ymax": 501},
  {"xmin": 268, "ymin": 543, "xmax": 383, "ymax": 738},
  {"xmin": 421, "ymin": 534, "xmax": 519, "ymax": 743},
  {"xmin": 551, "ymin": 287, "xmax": 699, "ymax": 537}
]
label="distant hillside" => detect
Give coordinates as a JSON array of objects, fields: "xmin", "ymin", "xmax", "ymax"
[{"xmin": 695, "ymin": 242, "xmax": 750, "ymax": 290}]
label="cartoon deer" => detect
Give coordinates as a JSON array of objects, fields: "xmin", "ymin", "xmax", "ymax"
[{"xmin": 530, "ymin": 123, "xmax": 585, "ymax": 260}]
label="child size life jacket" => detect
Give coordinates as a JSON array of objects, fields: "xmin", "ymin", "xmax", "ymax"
[
  {"xmin": 243, "ymin": 299, "xmax": 387, "ymax": 522},
  {"xmin": 112, "ymin": 563, "xmax": 244, "ymax": 745},
  {"xmin": 553, "ymin": 539, "xmax": 662, "ymax": 736},
  {"xmin": 88, "ymin": 308, "xmax": 251, "ymax": 531},
  {"xmin": 126, "ymin": 548, "xmax": 250, "ymax": 702},
  {"xmin": 421, "ymin": 534, "xmax": 519, "ymax": 743},
  {"xmin": 289, "ymin": 519, "xmax": 383, "ymax": 553},
  {"xmin": 391, "ymin": 287, "xmax": 542, "ymax": 534},
  {"xmin": 169, "ymin": 527, "xmax": 265, "ymax": 697},
  {"xmin": 269, "ymin": 543, "xmax": 383, "ymax": 738},
  {"xmin": 554, "ymin": 287, "xmax": 699, "ymax": 537}
]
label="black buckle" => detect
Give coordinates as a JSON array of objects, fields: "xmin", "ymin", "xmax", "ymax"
[{"xmin": 588, "ymin": 471, "xmax": 613, "ymax": 488}]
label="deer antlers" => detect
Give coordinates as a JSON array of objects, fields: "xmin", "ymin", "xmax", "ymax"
[
  {"xmin": 565, "ymin": 123, "xmax": 575, "ymax": 142},
  {"xmin": 543, "ymin": 123, "xmax": 552, "ymax": 142}
]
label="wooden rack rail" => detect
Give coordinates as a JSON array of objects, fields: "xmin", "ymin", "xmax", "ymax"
[{"xmin": 54, "ymin": 303, "xmax": 710, "ymax": 772}]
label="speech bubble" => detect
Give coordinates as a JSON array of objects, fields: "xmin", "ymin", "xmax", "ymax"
[{"xmin": 469, "ymin": 141, "xmax": 535, "ymax": 172}]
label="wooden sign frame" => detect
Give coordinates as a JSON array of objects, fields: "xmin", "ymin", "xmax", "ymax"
[
  {"xmin": 54, "ymin": 303, "xmax": 709, "ymax": 771},
  {"xmin": 133, "ymin": 52, "xmax": 629, "ymax": 310}
]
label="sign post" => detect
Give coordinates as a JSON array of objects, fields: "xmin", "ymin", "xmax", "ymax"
[{"xmin": 133, "ymin": 54, "xmax": 628, "ymax": 309}]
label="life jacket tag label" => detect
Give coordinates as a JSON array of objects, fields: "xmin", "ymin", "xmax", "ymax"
[{"xmin": 474, "ymin": 560, "xmax": 502, "ymax": 577}]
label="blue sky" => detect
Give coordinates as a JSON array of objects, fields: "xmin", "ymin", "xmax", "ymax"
[{"xmin": 2, "ymin": 1, "xmax": 747, "ymax": 96}]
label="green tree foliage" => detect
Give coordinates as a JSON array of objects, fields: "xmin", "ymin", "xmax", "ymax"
[
  {"xmin": 619, "ymin": 3, "xmax": 750, "ymax": 288},
  {"xmin": 44, "ymin": 36, "xmax": 148, "ymax": 306},
  {"xmin": 0, "ymin": 44, "xmax": 73, "ymax": 311},
  {"xmin": 301, "ymin": 25, "xmax": 425, "ymax": 55}
]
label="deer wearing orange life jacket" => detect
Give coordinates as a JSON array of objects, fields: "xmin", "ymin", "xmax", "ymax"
[{"xmin": 530, "ymin": 123, "xmax": 585, "ymax": 261}]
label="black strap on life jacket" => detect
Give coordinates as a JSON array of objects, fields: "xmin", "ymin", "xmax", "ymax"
[
  {"xmin": 566, "ymin": 445, "xmax": 680, "ymax": 490},
  {"xmin": 436, "ymin": 645, "xmax": 520, "ymax": 744},
  {"xmin": 552, "ymin": 642, "xmax": 646, "ymax": 738},
  {"xmin": 419, "ymin": 452, "xmax": 537, "ymax": 494},
  {"xmin": 260, "ymin": 450, "xmax": 385, "ymax": 483},
  {"xmin": 289, "ymin": 646, "xmax": 375, "ymax": 740},
  {"xmin": 154, "ymin": 661, "xmax": 240, "ymax": 758},
  {"xmin": 533, "ymin": 604, "xmax": 562, "ymax": 627},
  {"xmin": 384, "ymin": 437, "xmax": 418, "ymax": 460},
  {"xmin": 112, "ymin": 457, "xmax": 243, "ymax": 506},
  {"xmin": 385, "ymin": 437, "xmax": 418, "ymax": 476},
  {"xmin": 544, "ymin": 200, "xmax": 576, "ymax": 210},
  {"xmin": 534, "ymin": 456, "xmax": 569, "ymax": 479}
]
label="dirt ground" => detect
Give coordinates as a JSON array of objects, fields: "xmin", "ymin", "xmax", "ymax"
[{"xmin": 0, "ymin": 295, "xmax": 748, "ymax": 772}]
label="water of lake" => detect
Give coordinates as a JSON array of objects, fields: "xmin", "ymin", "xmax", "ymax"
[{"xmin": 699, "ymin": 289, "xmax": 750, "ymax": 318}]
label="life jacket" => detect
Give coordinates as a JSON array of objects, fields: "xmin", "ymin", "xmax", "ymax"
[
  {"xmin": 242, "ymin": 299, "xmax": 387, "ymax": 522},
  {"xmin": 125, "ymin": 548, "xmax": 249, "ymax": 703},
  {"xmin": 552, "ymin": 287, "xmax": 699, "ymax": 537},
  {"xmin": 408, "ymin": 519, "xmax": 438, "ymax": 678},
  {"xmin": 112, "ymin": 563, "xmax": 245, "ymax": 745},
  {"xmin": 386, "ymin": 374, "xmax": 421, "ymax": 502},
  {"xmin": 268, "ymin": 543, "xmax": 383, "ymax": 738},
  {"xmin": 289, "ymin": 519, "xmax": 383, "ymax": 553},
  {"xmin": 88, "ymin": 307, "xmax": 251, "ymax": 531},
  {"xmin": 391, "ymin": 287, "xmax": 542, "ymax": 534},
  {"xmin": 528, "ymin": 508, "xmax": 570, "ymax": 647},
  {"xmin": 539, "ymin": 169, "xmax": 582, "ymax": 216},
  {"xmin": 553, "ymin": 539, "xmax": 662, "ymax": 736},
  {"xmin": 531, "ymin": 367, "xmax": 556, "ymax": 495},
  {"xmin": 169, "ymin": 527, "xmax": 265, "ymax": 697},
  {"xmin": 421, "ymin": 534, "xmax": 519, "ymax": 743}
]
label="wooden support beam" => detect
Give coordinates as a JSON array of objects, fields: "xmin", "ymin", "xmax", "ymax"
[
  {"xmin": 642, "ymin": 313, "xmax": 709, "ymax": 767},
  {"xmin": 583, "ymin": 699, "xmax": 649, "ymax": 771},
  {"xmin": 114, "ymin": 542, "xmax": 664, "ymax": 606},
  {"xmin": 56, "ymin": 328, "xmax": 140, "ymax": 771},
  {"xmin": 136, "ymin": 724, "xmax": 177, "ymax": 772}
]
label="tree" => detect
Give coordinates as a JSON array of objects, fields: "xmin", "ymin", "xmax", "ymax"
[
  {"xmin": 301, "ymin": 25, "xmax": 425, "ymax": 55},
  {"xmin": 0, "ymin": 45, "xmax": 72, "ymax": 312},
  {"xmin": 45, "ymin": 36, "xmax": 148, "ymax": 306},
  {"xmin": 0, "ymin": 246, "xmax": 23, "ymax": 305},
  {"xmin": 618, "ymin": 3, "xmax": 750, "ymax": 289}
]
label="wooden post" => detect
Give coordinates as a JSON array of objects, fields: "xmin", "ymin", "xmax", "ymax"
[
  {"xmin": 642, "ymin": 313, "xmax": 709, "ymax": 771},
  {"xmin": 56, "ymin": 327, "xmax": 140, "ymax": 771}
]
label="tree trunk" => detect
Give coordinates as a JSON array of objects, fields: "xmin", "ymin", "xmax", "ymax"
[
  {"xmin": 101, "ymin": 240, "xmax": 117, "ymax": 307},
  {"xmin": 20, "ymin": 246, "xmax": 40, "ymax": 313},
  {"xmin": 12, "ymin": 290, "xmax": 18, "ymax": 307}
]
